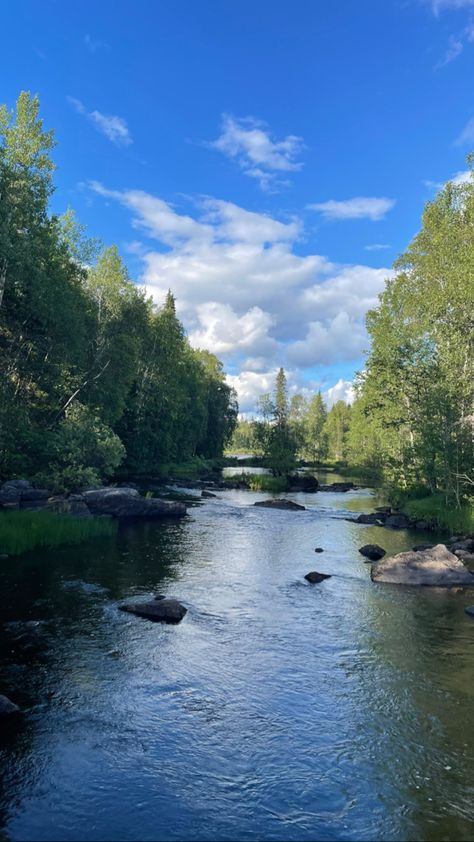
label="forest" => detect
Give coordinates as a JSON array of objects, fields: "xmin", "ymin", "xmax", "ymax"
[
  {"xmin": 231, "ymin": 164, "xmax": 474, "ymax": 523},
  {"xmin": 0, "ymin": 93, "xmax": 238, "ymax": 490}
]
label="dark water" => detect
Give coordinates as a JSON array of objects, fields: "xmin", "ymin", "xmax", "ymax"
[{"xmin": 1, "ymin": 483, "xmax": 474, "ymax": 842}]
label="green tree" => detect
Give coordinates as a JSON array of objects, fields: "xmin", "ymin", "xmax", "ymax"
[
  {"xmin": 303, "ymin": 392, "xmax": 328, "ymax": 463},
  {"xmin": 324, "ymin": 401, "xmax": 351, "ymax": 463}
]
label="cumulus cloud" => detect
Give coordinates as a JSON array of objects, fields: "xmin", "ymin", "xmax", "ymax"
[
  {"xmin": 67, "ymin": 97, "xmax": 132, "ymax": 146},
  {"xmin": 189, "ymin": 303, "xmax": 277, "ymax": 356},
  {"xmin": 209, "ymin": 114, "xmax": 304, "ymax": 191},
  {"xmin": 324, "ymin": 378, "xmax": 356, "ymax": 407},
  {"xmin": 307, "ymin": 196, "xmax": 395, "ymax": 221},
  {"xmin": 90, "ymin": 181, "xmax": 392, "ymax": 411}
]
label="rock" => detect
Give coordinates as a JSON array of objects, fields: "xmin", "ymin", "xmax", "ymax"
[
  {"xmin": 19, "ymin": 488, "xmax": 50, "ymax": 502},
  {"xmin": 0, "ymin": 486, "xmax": 21, "ymax": 506},
  {"xmin": 371, "ymin": 544, "xmax": 474, "ymax": 586},
  {"xmin": 359, "ymin": 544, "xmax": 386, "ymax": 561},
  {"xmin": 454, "ymin": 550, "xmax": 474, "ymax": 563},
  {"xmin": 385, "ymin": 513, "xmax": 411, "ymax": 529},
  {"xmin": 83, "ymin": 487, "xmax": 186, "ymax": 518},
  {"xmin": 287, "ymin": 475, "xmax": 319, "ymax": 492},
  {"xmin": 2, "ymin": 479, "xmax": 31, "ymax": 490},
  {"xmin": 254, "ymin": 499, "xmax": 306, "ymax": 511},
  {"xmin": 314, "ymin": 547, "xmax": 324, "ymax": 553},
  {"xmin": 201, "ymin": 490, "xmax": 217, "ymax": 498},
  {"xmin": 0, "ymin": 694, "xmax": 20, "ymax": 716},
  {"xmin": 413, "ymin": 543, "xmax": 434, "ymax": 552},
  {"xmin": 305, "ymin": 571, "xmax": 331, "ymax": 583},
  {"xmin": 375, "ymin": 506, "xmax": 391, "ymax": 514},
  {"xmin": 450, "ymin": 539, "xmax": 474, "ymax": 553},
  {"xmin": 318, "ymin": 482, "xmax": 355, "ymax": 492},
  {"xmin": 465, "ymin": 605, "xmax": 474, "ymax": 617},
  {"xmin": 119, "ymin": 598, "xmax": 187, "ymax": 623},
  {"xmin": 413, "ymin": 520, "xmax": 430, "ymax": 530},
  {"xmin": 357, "ymin": 512, "xmax": 385, "ymax": 524}
]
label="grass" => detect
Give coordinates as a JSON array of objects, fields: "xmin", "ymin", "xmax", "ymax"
[
  {"xmin": 403, "ymin": 494, "xmax": 474, "ymax": 535},
  {"xmin": 223, "ymin": 472, "xmax": 288, "ymax": 492},
  {"xmin": 0, "ymin": 510, "xmax": 117, "ymax": 556}
]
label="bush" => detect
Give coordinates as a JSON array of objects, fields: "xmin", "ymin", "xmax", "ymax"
[{"xmin": 37, "ymin": 403, "xmax": 126, "ymax": 491}]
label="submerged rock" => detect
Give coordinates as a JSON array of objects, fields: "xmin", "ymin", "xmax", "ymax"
[
  {"xmin": 119, "ymin": 598, "xmax": 187, "ymax": 623},
  {"xmin": 254, "ymin": 499, "xmax": 306, "ymax": 511},
  {"xmin": 201, "ymin": 490, "xmax": 217, "ymax": 498},
  {"xmin": 0, "ymin": 694, "xmax": 20, "ymax": 716},
  {"xmin": 314, "ymin": 547, "xmax": 324, "ymax": 553},
  {"xmin": 359, "ymin": 544, "xmax": 386, "ymax": 561},
  {"xmin": 83, "ymin": 487, "xmax": 186, "ymax": 518},
  {"xmin": 371, "ymin": 544, "xmax": 474, "ymax": 586},
  {"xmin": 304, "ymin": 571, "xmax": 332, "ymax": 583}
]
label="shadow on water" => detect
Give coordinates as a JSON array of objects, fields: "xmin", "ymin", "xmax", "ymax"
[{"xmin": 0, "ymin": 486, "xmax": 473, "ymax": 841}]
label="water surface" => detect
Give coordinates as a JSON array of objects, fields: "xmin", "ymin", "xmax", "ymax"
[{"xmin": 1, "ymin": 484, "xmax": 473, "ymax": 841}]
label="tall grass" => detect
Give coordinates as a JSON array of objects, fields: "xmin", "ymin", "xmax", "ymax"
[
  {"xmin": 248, "ymin": 475, "xmax": 288, "ymax": 492},
  {"xmin": 404, "ymin": 494, "xmax": 474, "ymax": 535},
  {"xmin": 0, "ymin": 510, "xmax": 117, "ymax": 556}
]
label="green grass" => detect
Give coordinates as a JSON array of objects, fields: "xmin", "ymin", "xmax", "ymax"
[
  {"xmin": 0, "ymin": 510, "xmax": 117, "ymax": 556},
  {"xmin": 403, "ymin": 494, "xmax": 474, "ymax": 535},
  {"xmin": 223, "ymin": 472, "xmax": 288, "ymax": 492}
]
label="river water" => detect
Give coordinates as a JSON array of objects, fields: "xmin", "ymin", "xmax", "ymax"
[{"xmin": 1, "ymin": 480, "xmax": 473, "ymax": 841}]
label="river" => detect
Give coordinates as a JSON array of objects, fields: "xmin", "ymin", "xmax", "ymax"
[{"xmin": 1, "ymin": 479, "xmax": 473, "ymax": 841}]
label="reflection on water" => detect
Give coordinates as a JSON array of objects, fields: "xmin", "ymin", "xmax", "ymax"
[{"xmin": 0, "ymin": 484, "xmax": 473, "ymax": 841}]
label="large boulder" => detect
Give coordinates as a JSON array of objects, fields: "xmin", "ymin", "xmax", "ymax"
[
  {"xmin": 119, "ymin": 598, "xmax": 187, "ymax": 623},
  {"xmin": 287, "ymin": 475, "xmax": 319, "ymax": 492},
  {"xmin": 0, "ymin": 694, "xmax": 20, "ymax": 716},
  {"xmin": 254, "ymin": 499, "xmax": 306, "ymax": 511},
  {"xmin": 83, "ymin": 487, "xmax": 186, "ymax": 518},
  {"xmin": 305, "ymin": 571, "xmax": 331, "ymax": 583},
  {"xmin": 359, "ymin": 544, "xmax": 386, "ymax": 561},
  {"xmin": 371, "ymin": 544, "xmax": 474, "ymax": 586}
]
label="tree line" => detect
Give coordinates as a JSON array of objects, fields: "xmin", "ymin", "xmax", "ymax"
[
  {"xmin": 0, "ymin": 92, "xmax": 238, "ymax": 490},
  {"xmin": 234, "ymin": 164, "xmax": 474, "ymax": 508},
  {"xmin": 230, "ymin": 370, "xmax": 351, "ymax": 474}
]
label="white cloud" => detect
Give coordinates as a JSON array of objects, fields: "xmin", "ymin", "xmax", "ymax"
[
  {"xmin": 325, "ymin": 378, "xmax": 356, "ymax": 408},
  {"xmin": 455, "ymin": 117, "xmax": 474, "ymax": 145},
  {"xmin": 225, "ymin": 369, "xmax": 280, "ymax": 413},
  {"xmin": 67, "ymin": 97, "xmax": 132, "ymax": 146},
  {"xmin": 189, "ymin": 303, "xmax": 276, "ymax": 356},
  {"xmin": 90, "ymin": 182, "xmax": 392, "ymax": 411},
  {"xmin": 307, "ymin": 196, "xmax": 395, "ymax": 221},
  {"xmin": 209, "ymin": 114, "xmax": 304, "ymax": 191},
  {"xmin": 84, "ymin": 34, "xmax": 108, "ymax": 52},
  {"xmin": 365, "ymin": 243, "xmax": 391, "ymax": 251},
  {"xmin": 424, "ymin": 168, "xmax": 472, "ymax": 190}
]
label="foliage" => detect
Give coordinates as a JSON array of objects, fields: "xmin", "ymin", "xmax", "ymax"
[
  {"xmin": 253, "ymin": 369, "xmax": 298, "ymax": 475},
  {"xmin": 247, "ymin": 474, "xmax": 287, "ymax": 492},
  {"xmin": 0, "ymin": 93, "xmax": 238, "ymax": 487},
  {"xmin": 352, "ymin": 161, "xmax": 474, "ymax": 506},
  {"xmin": 0, "ymin": 510, "xmax": 117, "ymax": 556},
  {"xmin": 403, "ymin": 495, "xmax": 474, "ymax": 535}
]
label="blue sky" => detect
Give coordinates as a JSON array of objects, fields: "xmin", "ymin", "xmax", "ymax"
[{"xmin": 1, "ymin": 0, "xmax": 473, "ymax": 411}]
